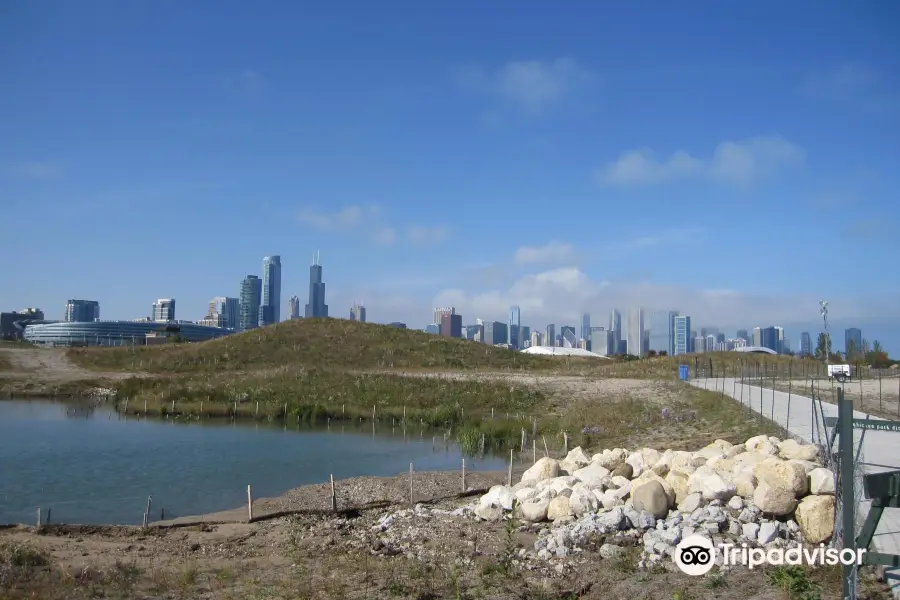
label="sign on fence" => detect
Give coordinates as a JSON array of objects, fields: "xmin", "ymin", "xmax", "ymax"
[{"xmin": 832, "ymin": 388, "xmax": 900, "ymax": 600}]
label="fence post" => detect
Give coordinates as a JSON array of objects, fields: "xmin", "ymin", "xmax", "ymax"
[
  {"xmin": 461, "ymin": 459, "xmax": 466, "ymax": 493},
  {"xmin": 145, "ymin": 496, "xmax": 152, "ymax": 525},
  {"xmin": 330, "ymin": 474, "xmax": 337, "ymax": 511},
  {"xmin": 507, "ymin": 449, "xmax": 513, "ymax": 486},
  {"xmin": 36, "ymin": 507, "xmax": 41, "ymax": 530},
  {"xmin": 247, "ymin": 485, "xmax": 253, "ymax": 522},
  {"xmin": 786, "ymin": 363, "xmax": 793, "ymax": 431},
  {"xmin": 409, "ymin": 463, "xmax": 414, "ymax": 507},
  {"xmin": 837, "ymin": 388, "xmax": 857, "ymax": 600}
]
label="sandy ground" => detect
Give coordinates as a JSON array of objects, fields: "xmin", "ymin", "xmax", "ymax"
[{"xmin": 0, "ymin": 346, "xmax": 139, "ymax": 388}]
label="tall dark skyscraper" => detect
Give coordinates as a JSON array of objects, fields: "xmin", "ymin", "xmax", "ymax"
[
  {"xmin": 304, "ymin": 252, "xmax": 328, "ymax": 318},
  {"xmin": 240, "ymin": 275, "xmax": 261, "ymax": 331}
]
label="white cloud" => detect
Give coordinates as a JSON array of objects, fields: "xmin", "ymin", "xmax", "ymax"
[
  {"xmin": 373, "ymin": 227, "xmax": 397, "ymax": 246},
  {"xmin": 296, "ymin": 205, "xmax": 449, "ymax": 247},
  {"xmin": 296, "ymin": 205, "xmax": 367, "ymax": 230},
  {"xmin": 408, "ymin": 225, "xmax": 450, "ymax": 246},
  {"xmin": 514, "ymin": 241, "xmax": 576, "ymax": 265},
  {"xmin": 5, "ymin": 162, "xmax": 62, "ymax": 179},
  {"xmin": 457, "ymin": 58, "xmax": 594, "ymax": 115},
  {"xmin": 598, "ymin": 136, "xmax": 805, "ymax": 186},
  {"xmin": 429, "ymin": 267, "xmax": 881, "ymax": 332}
]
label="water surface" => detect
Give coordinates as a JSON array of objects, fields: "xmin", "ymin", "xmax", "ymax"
[{"xmin": 0, "ymin": 399, "xmax": 505, "ymax": 525}]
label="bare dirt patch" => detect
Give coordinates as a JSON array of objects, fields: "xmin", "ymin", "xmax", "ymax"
[{"xmin": 0, "ymin": 347, "xmax": 142, "ymax": 396}]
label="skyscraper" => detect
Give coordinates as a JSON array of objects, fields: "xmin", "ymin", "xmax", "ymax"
[
  {"xmin": 433, "ymin": 307, "xmax": 455, "ymax": 325},
  {"xmin": 240, "ymin": 275, "xmax": 262, "ymax": 331},
  {"xmin": 590, "ymin": 326, "xmax": 611, "ymax": 355},
  {"xmin": 305, "ymin": 252, "xmax": 328, "ymax": 318},
  {"xmin": 674, "ymin": 315, "xmax": 692, "ymax": 355},
  {"xmin": 288, "ymin": 295, "xmax": 300, "ymax": 319},
  {"xmin": 581, "ymin": 313, "xmax": 591, "ymax": 342},
  {"xmin": 800, "ymin": 332, "xmax": 812, "ymax": 357},
  {"xmin": 508, "ymin": 305, "xmax": 521, "ymax": 348},
  {"xmin": 648, "ymin": 310, "xmax": 677, "ymax": 355},
  {"xmin": 208, "ymin": 297, "xmax": 240, "ymax": 330},
  {"xmin": 736, "ymin": 329, "xmax": 749, "ymax": 343},
  {"xmin": 760, "ymin": 327, "xmax": 779, "ymax": 353},
  {"xmin": 440, "ymin": 313, "xmax": 462, "ymax": 338},
  {"xmin": 259, "ymin": 255, "xmax": 282, "ymax": 326},
  {"xmin": 626, "ymin": 308, "xmax": 645, "ymax": 356},
  {"xmin": 152, "ymin": 298, "xmax": 175, "ymax": 322},
  {"xmin": 845, "ymin": 328, "xmax": 863, "ymax": 356},
  {"xmin": 545, "ymin": 324, "xmax": 555, "ymax": 348},
  {"xmin": 64, "ymin": 300, "xmax": 100, "ymax": 323},
  {"xmin": 350, "ymin": 303, "xmax": 366, "ymax": 322},
  {"xmin": 560, "ymin": 326, "xmax": 576, "ymax": 348},
  {"xmin": 609, "ymin": 310, "xmax": 622, "ymax": 355}
]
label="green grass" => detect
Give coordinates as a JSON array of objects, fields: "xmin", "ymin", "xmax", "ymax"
[{"xmin": 66, "ymin": 319, "xmax": 560, "ymax": 373}]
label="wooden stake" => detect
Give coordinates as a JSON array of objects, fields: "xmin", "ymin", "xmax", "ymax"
[
  {"xmin": 171, "ymin": 399, "xmax": 175, "ymax": 414},
  {"xmin": 507, "ymin": 449, "xmax": 513, "ymax": 486},
  {"xmin": 145, "ymin": 495, "xmax": 152, "ymax": 525},
  {"xmin": 542, "ymin": 436, "xmax": 549, "ymax": 458},
  {"xmin": 144, "ymin": 399, "xmax": 147, "ymax": 415},
  {"xmin": 36, "ymin": 507, "xmax": 41, "ymax": 529},
  {"xmin": 330, "ymin": 474, "xmax": 337, "ymax": 511},
  {"xmin": 533, "ymin": 439, "xmax": 537, "ymax": 464},
  {"xmin": 563, "ymin": 432, "xmax": 569, "ymax": 454},
  {"xmin": 373, "ymin": 404, "xmax": 376, "ymax": 420},
  {"xmin": 521, "ymin": 428, "xmax": 526, "ymax": 452},
  {"xmin": 461, "ymin": 458, "xmax": 466, "ymax": 492},
  {"xmin": 247, "ymin": 485, "xmax": 253, "ymax": 522},
  {"xmin": 409, "ymin": 463, "xmax": 414, "ymax": 507},
  {"xmin": 256, "ymin": 401, "xmax": 259, "ymax": 416}
]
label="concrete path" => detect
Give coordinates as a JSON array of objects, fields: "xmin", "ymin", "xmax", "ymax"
[{"xmin": 693, "ymin": 378, "xmax": 900, "ymax": 597}]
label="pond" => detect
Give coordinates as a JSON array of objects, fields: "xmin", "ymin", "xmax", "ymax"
[{"xmin": 0, "ymin": 399, "xmax": 506, "ymax": 525}]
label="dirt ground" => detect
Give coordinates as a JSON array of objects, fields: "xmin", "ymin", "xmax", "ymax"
[
  {"xmin": 0, "ymin": 346, "xmax": 140, "ymax": 395},
  {"xmin": 3, "ymin": 468, "xmax": 891, "ymax": 600}
]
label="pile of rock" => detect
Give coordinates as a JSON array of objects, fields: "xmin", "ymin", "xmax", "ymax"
[{"xmin": 472, "ymin": 435, "xmax": 837, "ymax": 568}]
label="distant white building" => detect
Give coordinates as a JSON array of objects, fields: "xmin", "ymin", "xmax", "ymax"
[
  {"xmin": 152, "ymin": 298, "xmax": 175, "ymax": 322},
  {"xmin": 626, "ymin": 308, "xmax": 645, "ymax": 356}
]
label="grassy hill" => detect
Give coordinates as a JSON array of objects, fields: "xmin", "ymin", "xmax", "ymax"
[{"xmin": 66, "ymin": 318, "xmax": 558, "ymax": 373}]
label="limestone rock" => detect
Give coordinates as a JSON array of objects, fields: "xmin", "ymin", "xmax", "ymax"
[
  {"xmin": 778, "ymin": 439, "xmax": 819, "ymax": 462},
  {"xmin": 757, "ymin": 521, "xmax": 779, "ymax": 545},
  {"xmin": 679, "ymin": 492, "xmax": 704, "ymax": 513},
  {"xmin": 474, "ymin": 503, "xmax": 503, "ymax": 520},
  {"xmin": 612, "ymin": 462, "xmax": 634, "ymax": 479},
  {"xmin": 754, "ymin": 458, "xmax": 808, "ymax": 497},
  {"xmin": 611, "ymin": 475, "xmax": 631, "ymax": 488},
  {"xmin": 547, "ymin": 495, "xmax": 574, "ymax": 520},
  {"xmin": 753, "ymin": 479, "xmax": 797, "ymax": 516},
  {"xmin": 725, "ymin": 444, "xmax": 746, "ymax": 459},
  {"xmin": 560, "ymin": 447, "xmax": 592, "ymax": 473},
  {"xmin": 665, "ymin": 471, "xmax": 690, "ymax": 504},
  {"xmin": 573, "ymin": 463, "xmax": 611, "ymax": 488},
  {"xmin": 632, "ymin": 480, "xmax": 669, "ymax": 518},
  {"xmin": 569, "ymin": 483, "xmax": 599, "ymax": 516},
  {"xmin": 733, "ymin": 472, "xmax": 758, "ymax": 499},
  {"xmin": 592, "ymin": 448, "xmax": 628, "ymax": 470},
  {"xmin": 632, "ymin": 471, "xmax": 675, "ymax": 507},
  {"xmin": 481, "ymin": 485, "xmax": 515, "ymax": 510},
  {"xmin": 688, "ymin": 465, "xmax": 737, "ymax": 501},
  {"xmin": 600, "ymin": 489, "xmax": 624, "ymax": 509},
  {"xmin": 514, "ymin": 486, "xmax": 538, "ymax": 503},
  {"xmin": 521, "ymin": 458, "xmax": 560, "ymax": 483},
  {"xmin": 796, "ymin": 495, "xmax": 835, "ymax": 544},
  {"xmin": 809, "ymin": 468, "xmax": 835, "ymax": 495},
  {"xmin": 516, "ymin": 496, "xmax": 551, "ymax": 522}
]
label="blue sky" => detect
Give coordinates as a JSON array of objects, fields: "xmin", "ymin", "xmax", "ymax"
[{"xmin": 2, "ymin": 1, "xmax": 899, "ymax": 351}]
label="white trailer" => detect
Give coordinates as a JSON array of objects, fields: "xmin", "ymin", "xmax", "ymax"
[{"xmin": 827, "ymin": 363, "xmax": 852, "ymax": 383}]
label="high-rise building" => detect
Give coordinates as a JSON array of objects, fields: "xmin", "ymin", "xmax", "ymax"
[
  {"xmin": 700, "ymin": 326, "xmax": 719, "ymax": 337},
  {"xmin": 152, "ymin": 298, "xmax": 175, "ymax": 322},
  {"xmin": 759, "ymin": 327, "xmax": 779, "ymax": 353},
  {"xmin": 590, "ymin": 326, "xmax": 611, "ymax": 355},
  {"xmin": 560, "ymin": 326, "xmax": 576, "ymax": 348},
  {"xmin": 545, "ymin": 324, "xmax": 556, "ymax": 348},
  {"xmin": 483, "ymin": 321, "xmax": 508, "ymax": 345},
  {"xmin": 350, "ymin": 303, "xmax": 366, "ymax": 322},
  {"xmin": 305, "ymin": 253, "xmax": 328, "ymax": 318},
  {"xmin": 609, "ymin": 310, "xmax": 622, "ymax": 355},
  {"xmin": 845, "ymin": 328, "xmax": 863, "ymax": 356},
  {"xmin": 433, "ymin": 307, "xmax": 455, "ymax": 325},
  {"xmin": 259, "ymin": 255, "xmax": 282, "ymax": 326},
  {"xmin": 674, "ymin": 315, "xmax": 692, "ymax": 355},
  {"xmin": 626, "ymin": 308, "xmax": 645, "ymax": 356},
  {"xmin": 693, "ymin": 335, "xmax": 706, "ymax": 353},
  {"xmin": 64, "ymin": 300, "xmax": 100, "ymax": 323},
  {"xmin": 464, "ymin": 324, "xmax": 481, "ymax": 341},
  {"xmin": 752, "ymin": 327, "xmax": 762, "ymax": 347},
  {"xmin": 508, "ymin": 305, "xmax": 521, "ymax": 349},
  {"xmin": 736, "ymin": 329, "xmax": 749, "ymax": 343},
  {"xmin": 530, "ymin": 330, "xmax": 543, "ymax": 347},
  {"xmin": 520, "ymin": 326, "xmax": 530, "ymax": 348},
  {"xmin": 208, "ymin": 297, "xmax": 240, "ymax": 330},
  {"xmin": 800, "ymin": 332, "xmax": 812, "ymax": 357},
  {"xmin": 648, "ymin": 310, "xmax": 677, "ymax": 356},
  {"xmin": 288, "ymin": 295, "xmax": 300, "ymax": 319},
  {"xmin": 581, "ymin": 313, "xmax": 591, "ymax": 343},
  {"xmin": 440, "ymin": 313, "xmax": 462, "ymax": 338},
  {"xmin": 240, "ymin": 275, "xmax": 262, "ymax": 331},
  {"xmin": 425, "ymin": 323, "xmax": 440, "ymax": 335}
]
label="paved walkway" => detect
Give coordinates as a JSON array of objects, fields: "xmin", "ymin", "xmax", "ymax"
[{"xmin": 692, "ymin": 378, "xmax": 900, "ymax": 597}]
